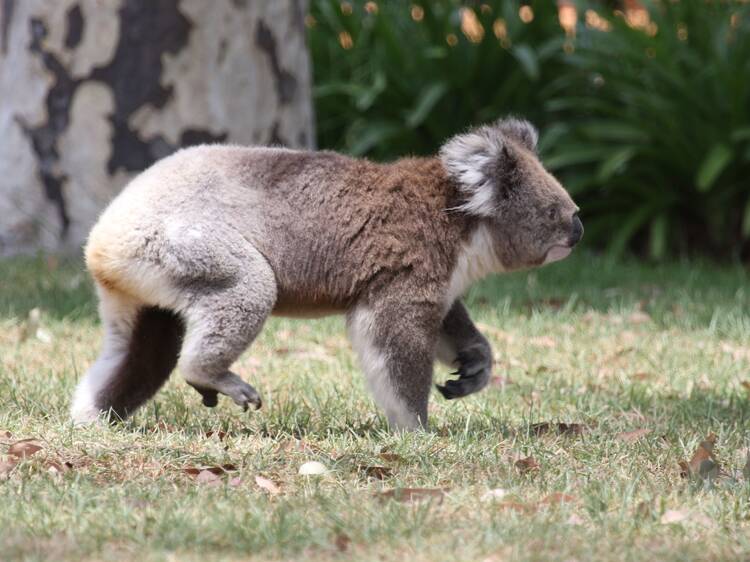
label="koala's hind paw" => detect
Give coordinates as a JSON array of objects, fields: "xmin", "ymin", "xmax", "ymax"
[
  {"xmin": 188, "ymin": 372, "xmax": 262, "ymax": 411},
  {"xmin": 436, "ymin": 348, "xmax": 492, "ymax": 400}
]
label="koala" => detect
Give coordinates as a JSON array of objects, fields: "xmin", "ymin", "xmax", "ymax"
[{"xmin": 71, "ymin": 118, "xmax": 582, "ymax": 430}]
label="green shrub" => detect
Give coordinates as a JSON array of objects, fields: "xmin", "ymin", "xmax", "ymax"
[
  {"xmin": 547, "ymin": 1, "xmax": 750, "ymax": 259},
  {"xmin": 308, "ymin": 0, "xmax": 567, "ymax": 160}
]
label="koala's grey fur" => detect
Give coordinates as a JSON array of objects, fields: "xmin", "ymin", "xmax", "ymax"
[{"xmin": 72, "ymin": 118, "xmax": 582, "ymax": 430}]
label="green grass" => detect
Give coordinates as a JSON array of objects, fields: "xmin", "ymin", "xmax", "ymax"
[{"xmin": 1, "ymin": 252, "xmax": 750, "ymax": 561}]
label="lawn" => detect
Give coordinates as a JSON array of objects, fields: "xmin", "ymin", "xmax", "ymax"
[{"xmin": 1, "ymin": 252, "xmax": 750, "ymax": 561}]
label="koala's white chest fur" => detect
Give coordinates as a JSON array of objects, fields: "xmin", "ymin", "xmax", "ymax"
[{"xmin": 445, "ymin": 225, "xmax": 503, "ymax": 309}]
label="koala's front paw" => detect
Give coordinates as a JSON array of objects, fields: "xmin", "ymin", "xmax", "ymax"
[{"xmin": 436, "ymin": 344, "xmax": 492, "ymax": 400}]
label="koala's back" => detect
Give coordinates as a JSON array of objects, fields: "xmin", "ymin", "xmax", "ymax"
[{"xmin": 86, "ymin": 145, "xmax": 467, "ymax": 313}]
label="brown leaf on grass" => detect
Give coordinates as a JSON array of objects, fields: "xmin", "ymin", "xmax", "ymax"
[
  {"xmin": 255, "ymin": 475, "xmax": 281, "ymax": 495},
  {"xmin": 334, "ymin": 533, "xmax": 351, "ymax": 553},
  {"xmin": 195, "ymin": 470, "xmax": 222, "ymax": 486},
  {"xmin": 8, "ymin": 439, "xmax": 43, "ymax": 458},
  {"xmin": 361, "ymin": 465, "xmax": 392, "ymax": 480},
  {"xmin": 205, "ymin": 430, "xmax": 227, "ymax": 441},
  {"xmin": 276, "ymin": 439, "xmax": 317, "ymax": 455},
  {"xmin": 0, "ymin": 460, "xmax": 17, "ymax": 478},
  {"xmin": 183, "ymin": 464, "xmax": 237, "ymax": 477},
  {"xmin": 378, "ymin": 452, "xmax": 403, "ymax": 463},
  {"xmin": 530, "ymin": 336, "xmax": 556, "ymax": 348},
  {"xmin": 378, "ymin": 488, "xmax": 447, "ymax": 503},
  {"xmin": 635, "ymin": 501, "xmax": 653, "ymax": 519},
  {"xmin": 679, "ymin": 433, "xmax": 719, "ymax": 480},
  {"xmin": 659, "ymin": 509, "xmax": 712, "ymax": 527},
  {"xmin": 531, "ymin": 422, "xmax": 587, "ymax": 436},
  {"xmin": 150, "ymin": 420, "xmax": 178, "ymax": 433},
  {"xmin": 629, "ymin": 372, "xmax": 654, "ymax": 381},
  {"xmin": 616, "ymin": 428, "xmax": 652, "ymax": 443},
  {"xmin": 496, "ymin": 501, "xmax": 536, "ymax": 514},
  {"xmin": 540, "ymin": 492, "xmax": 578, "ymax": 505},
  {"xmin": 46, "ymin": 460, "xmax": 73, "ymax": 474},
  {"xmin": 741, "ymin": 381, "xmax": 750, "ymax": 394},
  {"xmin": 515, "ymin": 456, "xmax": 540, "ymax": 475}
]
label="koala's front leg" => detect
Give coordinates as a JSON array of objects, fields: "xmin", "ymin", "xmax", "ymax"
[
  {"xmin": 435, "ymin": 301, "xmax": 493, "ymax": 400},
  {"xmin": 347, "ymin": 301, "xmax": 439, "ymax": 430}
]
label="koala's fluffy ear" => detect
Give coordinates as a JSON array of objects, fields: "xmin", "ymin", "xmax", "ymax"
[
  {"xmin": 496, "ymin": 117, "xmax": 538, "ymax": 152},
  {"xmin": 440, "ymin": 118, "xmax": 538, "ymax": 217}
]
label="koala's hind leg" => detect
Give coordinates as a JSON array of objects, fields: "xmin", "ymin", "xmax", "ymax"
[
  {"xmin": 177, "ymin": 247, "xmax": 277, "ymax": 411},
  {"xmin": 71, "ymin": 287, "xmax": 184, "ymax": 423},
  {"xmin": 347, "ymin": 301, "xmax": 440, "ymax": 430},
  {"xmin": 435, "ymin": 301, "xmax": 493, "ymax": 400}
]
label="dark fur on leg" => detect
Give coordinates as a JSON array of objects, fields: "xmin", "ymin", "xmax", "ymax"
[
  {"xmin": 96, "ymin": 307, "xmax": 185, "ymax": 420},
  {"xmin": 436, "ymin": 301, "xmax": 493, "ymax": 400}
]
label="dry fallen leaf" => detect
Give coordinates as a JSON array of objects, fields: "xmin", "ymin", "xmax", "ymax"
[
  {"xmin": 679, "ymin": 433, "xmax": 719, "ymax": 480},
  {"xmin": 378, "ymin": 452, "xmax": 403, "ymax": 463},
  {"xmin": 361, "ymin": 466, "xmax": 392, "ymax": 480},
  {"xmin": 0, "ymin": 460, "xmax": 17, "ymax": 479},
  {"xmin": 195, "ymin": 470, "xmax": 222, "ymax": 486},
  {"xmin": 531, "ymin": 422, "xmax": 587, "ymax": 436},
  {"xmin": 378, "ymin": 488, "xmax": 446, "ymax": 503},
  {"xmin": 255, "ymin": 475, "xmax": 281, "ymax": 495},
  {"xmin": 515, "ymin": 456, "xmax": 540, "ymax": 475},
  {"xmin": 334, "ymin": 533, "xmax": 351, "ymax": 553},
  {"xmin": 629, "ymin": 372, "xmax": 654, "ymax": 381},
  {"xmin": 616, "ymin": 428, "xmax": 652, "ymax": 443},
  {"xmin": 183, "ymin": 464, "xmax": 237, "ymax": 477},
  {"xmin": 635, "ymin": 501, "xmax": 653, "ymax": 519},
  {"xmin": 8, "ymin": 439, "xmax": 43, "ymax": 458},
  {"xmin": 660, "ymin": 509, "xmax": 712, "ymax": 526},
  {"xmin": 530, "ymin": 336, "xmax": 556, "ymax": 348},
  {"xmin": 46, "ymin": 460, "xmax": 73, "ymax": 474},
  {"xmin": 496, "ymin": 501, "xmax": 536, "ymax": 513},
  {"xmin": 205, "ymin": 430, "xmax": 227, "ymax": 441},
  {"xmin": 540, "ymin": 492, "xmax": 578, "ymax": 505}
]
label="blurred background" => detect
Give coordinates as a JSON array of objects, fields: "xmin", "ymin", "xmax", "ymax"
[{"xmin": 1, "ymin": 0, "xmax": 749, "ymax": 261}]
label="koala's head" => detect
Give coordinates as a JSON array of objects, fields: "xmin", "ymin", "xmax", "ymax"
[{"xmin": 440, "ymin": 118, "xmax": 583, "ymax": 270}]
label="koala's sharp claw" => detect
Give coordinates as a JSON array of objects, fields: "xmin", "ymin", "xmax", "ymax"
[{"xmin": 436, "ymin": 383, "xmax": 457, "ymax": 400}]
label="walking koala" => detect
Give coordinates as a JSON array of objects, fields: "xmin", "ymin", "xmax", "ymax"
[{"xmin": 72, "ymin": 118, "xmax": 582, "ymax": 430}]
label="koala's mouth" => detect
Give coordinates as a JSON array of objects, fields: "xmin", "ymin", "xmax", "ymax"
[{"xmin": 543, "ymin": 245, "xmax": 572, "ymax": 264}]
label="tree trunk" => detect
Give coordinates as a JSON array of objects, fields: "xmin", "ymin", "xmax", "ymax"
[{"xmin": 0, "ymin": 0, "xmax": 314, "ymax": 255}]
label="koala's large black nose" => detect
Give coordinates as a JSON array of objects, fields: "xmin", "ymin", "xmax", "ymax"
[{"xmin": 569, "ymin": 213, "xmax": 584, "ymax": 246}]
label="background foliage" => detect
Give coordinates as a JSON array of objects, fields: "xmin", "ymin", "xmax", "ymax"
[{"xmin": 308, "ymin": 0, "xmax": 750, "ymax": 260}]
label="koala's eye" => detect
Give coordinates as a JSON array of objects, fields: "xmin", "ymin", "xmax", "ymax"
[{"xmin": 547, "ymin": 207, "xmax": 559, "ymax": 221}]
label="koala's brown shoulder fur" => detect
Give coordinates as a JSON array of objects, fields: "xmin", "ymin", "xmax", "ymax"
[{"xmin": 259, "ymin": 152, "xmax": 473, "ymax": 316}]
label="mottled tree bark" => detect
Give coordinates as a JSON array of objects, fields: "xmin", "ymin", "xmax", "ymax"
[{"xmin": 0, "ymin": 0, "xmax": 314, "ymax": 255}]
